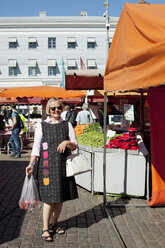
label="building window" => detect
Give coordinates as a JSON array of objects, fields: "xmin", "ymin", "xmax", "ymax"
[
  {"xmin": 48, "ymin": 59, "xmax": 57, "ymax": 76},
  {"xmin": 87, "ymin": 59, "xmax": 96, "ymax": 69},
  {"xmin": 28, "ymin": 38, "xmax": 37, "ymax": 49},
  {"xmin": 87, "ymin": 38, "xmax": 96, "ymax": 49},
  {"xmin": 8, "ymin": 60, "xmax": 17, "ymax": 76},
  {"xmin": 48, "ymin": 38, "xmax": 56, "ymax": 48},
  {"xmin": 28, "ymin": 67, "xmax": 37, "ymax": 76},
  {"xmin": 28, "ymin": 60, "xmax": 37, "ymax": 76},
  {"xmin": 48, "ymin": 67, "xmax": 56, "ymax": 76},
  {"xmin": 9, "ymin": 67, "xmax": 17, "ymax": 76},
  {"xmin": 68, "ymin": 38, "xmax": 76, "ymax": 49},
  {"xmin": 9, "ymin": 38, "xmax": 17, "ymax": 49},
  {"xmin": 67, "ymin": 59, "xmax": 76, "ymax": 70}
]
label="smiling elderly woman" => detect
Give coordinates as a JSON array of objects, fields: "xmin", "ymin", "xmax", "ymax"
[{"xmin": 26, "ymin": 98, "xmax": 78, "ymax": 242}]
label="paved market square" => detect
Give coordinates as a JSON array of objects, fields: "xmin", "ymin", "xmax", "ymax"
[{"xmin": 0, "ymin": 141, "xmax": 165, "ymax": 248}]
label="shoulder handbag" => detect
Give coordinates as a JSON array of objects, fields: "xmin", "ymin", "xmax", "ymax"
[{"xmin": 66, "ymin": 148, "xmax": 92, "ymax": 177}]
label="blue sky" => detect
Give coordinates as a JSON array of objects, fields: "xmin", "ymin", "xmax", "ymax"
[{"xmin": 0, "ymin": 0, "xmax": 165, "ymax": 18}]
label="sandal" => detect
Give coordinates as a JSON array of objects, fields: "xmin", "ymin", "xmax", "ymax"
[
  {"xmin": 49, "ymin": 224, "xmax": 65, "ymax": 234},
  {"xmin": 42, "ymin": 230, "xmax": 53, "ymax": 242}
]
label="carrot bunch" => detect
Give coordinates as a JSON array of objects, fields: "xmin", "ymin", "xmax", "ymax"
[{"xmin": 74, "ymin": 124, "xmax": 88, "ymax": 136}]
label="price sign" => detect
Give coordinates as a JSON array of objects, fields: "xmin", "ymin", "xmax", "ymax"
[{"xmin": 124, "ymin": 104, "xmax": 134, "ymax": 121}]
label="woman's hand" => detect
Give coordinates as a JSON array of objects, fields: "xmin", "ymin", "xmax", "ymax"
[
  {"xmin": 26, "ymin": 164, "xmax": 34, "ymax": 176},
  {"xmin": 57, "ymin": 140, "xmax": 68, "ymax": 153}
]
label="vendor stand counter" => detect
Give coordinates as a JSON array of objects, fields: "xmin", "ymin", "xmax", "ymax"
[{"xmin": 75, "ymin": 135, "xmax": 149, "ymax": 198}]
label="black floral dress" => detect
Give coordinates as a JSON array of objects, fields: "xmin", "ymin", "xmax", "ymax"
[{"xmin": 37, "ymin": 121, "xmax": 78, "ymax": 203}]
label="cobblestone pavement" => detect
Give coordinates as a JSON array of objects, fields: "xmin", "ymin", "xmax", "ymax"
[{"xmin": 0, "ymin": 142, "xmax": 165, "ymax": 248}]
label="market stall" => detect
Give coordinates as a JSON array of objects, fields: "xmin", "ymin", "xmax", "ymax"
[
  {"xmin": 65, "ymin": 59, "xmax": 149, "ymax": 199},
  {"xmin": 104, "ymin": 3, "xmax": 165, "ymax": 206},
  {"xmin": 0, "ymin": 86, "xmax": 86, "ymax": 138}
]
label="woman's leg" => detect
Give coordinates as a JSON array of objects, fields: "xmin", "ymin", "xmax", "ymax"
[
  {"xmin": 51, "ymin": 202, "xmax": 63, "ymax": 225},
  {"xmin": 42, "ymin": 203, "xmax": 53, "ymax": 238},
  {"xmin": 50, "ymin": 202, "xmax": 65, "ymax": 234}
]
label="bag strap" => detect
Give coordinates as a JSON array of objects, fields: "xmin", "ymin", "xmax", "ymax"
[
  {"xmin": 72, "ymin": 146, "xmax": 80, "ymax": 155},
  {"xmin": 88, "ymin": 106, "xmax": 94, "ymax": 123},
  {"xmin": 15, "ymin": 112, "xmax": 20, "ymax": 123},
  {"xmin": 99, "ymin": 108, "xmax": 104, "ymax": 116},
  {"xmin": 66, "ymin": 111, "xmax": 72, "ymax": 121}
]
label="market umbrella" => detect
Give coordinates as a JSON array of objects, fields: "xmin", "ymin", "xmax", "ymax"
[{"xmin": 0, "ymin": 86, "xmax": 85, "ymax": 99}]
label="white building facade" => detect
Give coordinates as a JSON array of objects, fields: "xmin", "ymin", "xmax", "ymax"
[{"xmin": 0, "ymin": 11, "xmax": 119, "ymax": 88}]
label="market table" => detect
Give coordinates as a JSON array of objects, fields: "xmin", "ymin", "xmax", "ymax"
[
  {"xmin": 75, "ymin": 134, "xmax": 149, "ymax": 199},
  {"xmin": 0, "ymin": 130, "xmax": 24, "ymax": 154}
]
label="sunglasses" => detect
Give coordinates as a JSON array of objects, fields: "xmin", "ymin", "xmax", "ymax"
[{"xmin": 50, "ymin": 106, "xmax": 62, "ymax": 111}]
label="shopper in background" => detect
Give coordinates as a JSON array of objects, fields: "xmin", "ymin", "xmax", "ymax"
[
  {"xmin": 65, "ymin": 103, "xmax": 77, "ymax": 127},
  {"xmin": 61, "ymin": 104, "xmax": 69, "ymax": 121},
  {"xmin": 26, "ymin": 98, "xmax": 78, "ymax": 242},
  {"xmin": 9, "ymin": 103, "xmax": 21, "ymax": 158},
  {"xmin": 76, "ymin": 103, "xmax": 93, "ymax": 125},
  {"xmin": 0, "ymin": 115, "xmax": 5, "ymax": 131},
  {"xmin": 134, "ymin": 101, "xmax": 140, "ymax": 123},
  {"xmin": 0, "ymin": 115, "xmax": 6, "ymax": 151},
  {"xmin": 133, "ymin": 101, "xmax": 141, "ymax": 127},
  {"xmin": 107, "ymin": 102, "xmax": 119, "ymax": 115},
  {"xmin": 1, "ymin": 106, "xmax": 9, "ymax": 124},
  {"xmin": 97, "ymin": 102, "xmax": 104, "ymax": 128}
]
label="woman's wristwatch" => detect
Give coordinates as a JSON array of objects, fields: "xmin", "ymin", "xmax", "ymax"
[{"xmin": 29, "ymin": 162, "xmax": 35, "ymax": 166}]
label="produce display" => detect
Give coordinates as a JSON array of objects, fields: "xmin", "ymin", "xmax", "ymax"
[
  {"xmin": 76, "ymin": 123, "xmax": 105, "ymax": 148},
  {"xmin": 74, "ymin": 124, "xmax": 88, "ymax": 136},
  {"xmin": 77, "ymin": 130, "xmax": 105, "ymax": 148},
  {"xmin": 106, "ymin": 133, "xmax": 138, "ymax": 150},
  {"xmin": 76, "ymin": 123, "xmax": 138, "ymax": 150}
]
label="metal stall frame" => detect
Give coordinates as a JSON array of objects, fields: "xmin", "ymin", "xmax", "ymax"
[{"xmin": 103, "ymin": 91, "xmax": 150, "ymax": 248}]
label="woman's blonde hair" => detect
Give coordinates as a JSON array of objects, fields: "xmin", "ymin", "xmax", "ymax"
[{"xmin": 46, "ymin": 98, "xmax": 63, "ymax": 115}]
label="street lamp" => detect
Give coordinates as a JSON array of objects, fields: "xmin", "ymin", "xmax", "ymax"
[{"xmin": 103, "ymin": 0, "xmax": 110, "ymax": 58}]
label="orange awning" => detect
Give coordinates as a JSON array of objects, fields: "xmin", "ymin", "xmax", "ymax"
[
  {"xmin": 0, "ymin": 86, "xmax": 85, "ymax": 99},
  {"xmin": 0, "ymin": 88, "xmax": 6, "ymax": 93},
  {"xmin": 104, "ymin": 3, "xmax": 165, "ymax": 92},
  {"xmin": 95, "ymin": 90, "xmax": 145, "ymax": 96},
  {"xmin": 0, "ymin": 98, "xmax": 18, "ymax": 105}
]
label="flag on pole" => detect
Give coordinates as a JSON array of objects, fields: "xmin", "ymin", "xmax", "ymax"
[
  {"xmin": 80, "ymin": 57, "xmax": 86, "ymax": 70},
  {"xmin": 61, "ymin": 58, "xmax": 65, "ymax": 88}
]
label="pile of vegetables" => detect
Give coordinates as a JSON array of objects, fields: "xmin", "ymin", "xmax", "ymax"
[
  {"xmin": 74, "ymin": 124, "xmax": 88, "ymax": 136},
  {"xmin": 76, "ymin": 123, "xmax": 105, "ymax": 148}
]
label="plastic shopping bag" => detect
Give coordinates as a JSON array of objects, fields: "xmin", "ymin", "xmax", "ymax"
[{"xmin": 19, "ymin": 175, "xmax": 40, "ymax": 210}]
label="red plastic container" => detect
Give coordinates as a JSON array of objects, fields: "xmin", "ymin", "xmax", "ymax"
[{"xmin": 128, "ymin": 128, "xmax": 136, "ymax": 137}]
